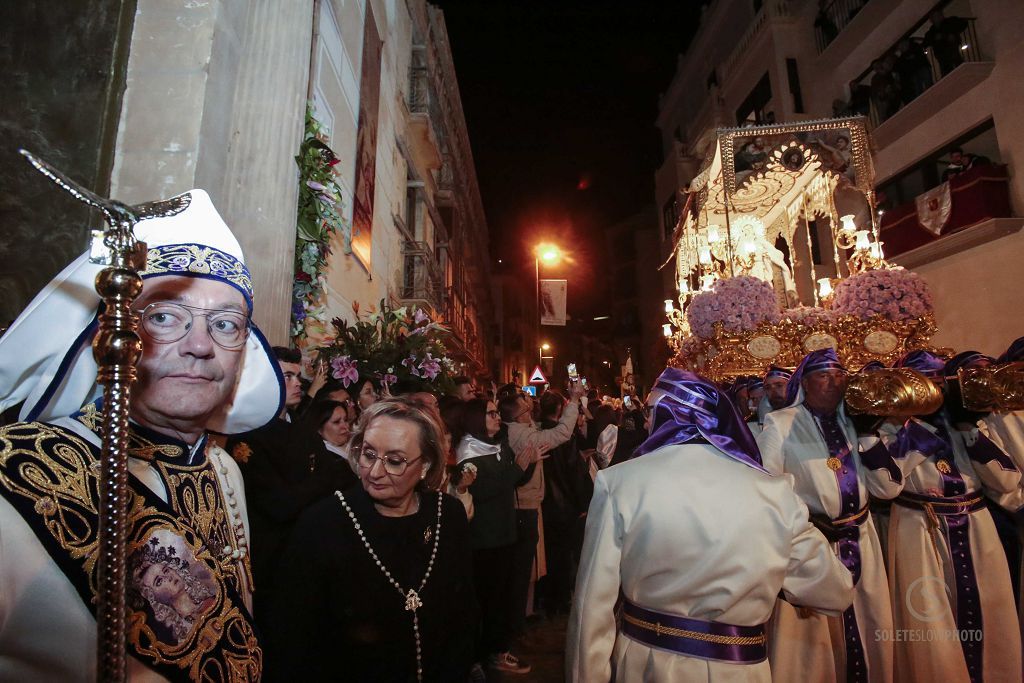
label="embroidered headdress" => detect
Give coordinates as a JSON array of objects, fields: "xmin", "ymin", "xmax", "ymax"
[{"xmin": 0, "ymin": 189, "xmax": 282, "ymax": 433}]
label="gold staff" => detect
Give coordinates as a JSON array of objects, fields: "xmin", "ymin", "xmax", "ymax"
[{"xmin": 19, "ymin": 150, "xmax": 189, "ymax": 682}]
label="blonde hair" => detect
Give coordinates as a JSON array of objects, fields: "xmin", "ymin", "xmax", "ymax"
[{"xmin": 348, "ymin": 397, "xmax": 446, "ymax": 490}]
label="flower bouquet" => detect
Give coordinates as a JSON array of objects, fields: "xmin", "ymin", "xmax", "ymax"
[
  {"xmin": 831, "ymin": 267, "xmax": 933, "ymax": 322},
  {"xmin": 686, "ymin": 276, "xmax": 782, "ymax": 339},
  {"xmin": 318, "ymin": 300, "xmax": 457, "ymax": 395}
]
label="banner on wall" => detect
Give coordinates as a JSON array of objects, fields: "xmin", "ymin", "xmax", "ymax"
[
  {"xmin": 350, "ymin": 3, "xmax": 383, "ymax": 270},
  {"xmin": 540, "ymin": 279, "xmax": 567, "ymax": 326}
]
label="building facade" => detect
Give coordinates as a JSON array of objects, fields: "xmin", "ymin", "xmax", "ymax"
[
  {"xmin": 4, "ymin": 0, "xmax": 493, "ymax": 376},
  {"xmin": 655, "ymin": 0, "xmax": 1024, "ymax": 354}
]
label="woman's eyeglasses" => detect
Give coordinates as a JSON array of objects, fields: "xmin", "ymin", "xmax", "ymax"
[{"xmin": 355, "ymin": 446, "xmax": 421, "ymax": 476}]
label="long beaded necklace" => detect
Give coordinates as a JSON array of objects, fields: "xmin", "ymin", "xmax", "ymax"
[{"xmin": 335, "ymin": 490, "xmax": 443, "ymax": 683}]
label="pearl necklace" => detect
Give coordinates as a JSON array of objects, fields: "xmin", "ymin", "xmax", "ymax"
[
  {"xmin": 336, "ymin": 490, "xmax": 443, "ymax": 683},
  {"xmin": 209, "ymin": 445, "xmax": 254, "ymax": 587}
]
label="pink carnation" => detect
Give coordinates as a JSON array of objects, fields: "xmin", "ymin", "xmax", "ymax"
[
  {"xmin": 831, "ymin": 267, "xmax": 933, "ymax": 322},
  {"xmin": 685, "ymin": 276, "xmax": 782, "ymax": 339}
]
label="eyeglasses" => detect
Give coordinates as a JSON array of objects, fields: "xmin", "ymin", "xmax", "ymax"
[
  {"xmin": 355, "ymin": 446, "xmax": 422, "ymax": 476},
  {"xmin": 486, "ymin": 410, "xmax": 500, "ymax": 418},
  {"xmin": 139, "ymin": 302, "xmax": 250, "ymax": 349}
]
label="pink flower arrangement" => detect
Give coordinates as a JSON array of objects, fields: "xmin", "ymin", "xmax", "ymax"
[
  {"xmin": 685, "ymin": 276, "xmax": 781, "ymax": 339},
  {"xmin": 783, "ymin": 306, "xmax": 835, "ymax": 326},
  {"xmin": 831, "ymin": 267, "xmax": 933, "ymax": 322},
  {"xmin": 330, "ymin": 355, "xmax": 359, "ymax": 386}
]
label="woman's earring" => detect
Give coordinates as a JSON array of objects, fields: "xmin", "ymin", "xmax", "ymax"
[{"xmin": 420, "ymin": 467, "xmax": 428, "ymax": 480}]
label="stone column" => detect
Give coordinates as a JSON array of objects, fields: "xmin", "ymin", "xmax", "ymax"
[{"xmin": 110, "ymin": 0, "xmax": 313, "ymax": 344}]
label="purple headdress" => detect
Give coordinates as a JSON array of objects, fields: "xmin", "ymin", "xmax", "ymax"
[
  {"xmin": 764, "ymin": 365, "xmax": 793, "ymax": 382},
  {"xmin": 998, "ymin": 336, "xmax": 1024, "ymax": 364},
  {"xmin": 860, "ymin": 360, "xmax": 886, "ymax": 373},
  {"xmin": 944, "ymin": 350, "xmax": 994, "ymax": 377},
  {"xmin": 895, "ymin": 349, "xmax": 946, "ymax": 379},
  {"xmin": 633, "ymin": 368, "xmax": 764, "ymax": 472},
  {"xmin": 785, "ymin": 347, "xmax": 846, "ymax": 406}
]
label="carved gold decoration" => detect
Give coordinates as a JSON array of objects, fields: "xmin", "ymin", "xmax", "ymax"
[
  {"xmin": 669, "ymin": 313, "xmax": 944, "ymax": 382},
  {"xmin": 827, "ymin": 457, "xmax": 842, "ymax": 471},
  {"xmin": 863, "ymin": 330, "xmax": 900, "ymax": 355},
  {"xmin": 960, "ymin": 362, "xmax": 1024, "ymax": 413},
  {"xmin": 845, "ymin": 368, "xmax": 945, "ymax": 417},
  {"xmin": 936, "ymin": 460, "xmax": 952, "ymax": 475},
  {"xmin": 747, "ymin": 335, "xmax": 782, "ymax": 360}
]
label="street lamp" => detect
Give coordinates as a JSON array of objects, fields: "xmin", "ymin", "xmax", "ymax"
[
  {"xmin": 533, "ymin": 242, "xmax": 562, "ymax": 350},
  {"xmin": 539, "ymin": 341, "xmax": 551, "ymax": 365}
]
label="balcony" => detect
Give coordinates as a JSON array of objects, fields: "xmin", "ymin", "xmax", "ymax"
[
  {"xmin": 881, "ymin": 163, "xmax": 1015, "ymax": 264},
  {"xmin": 849, "ymin": 16, "xmax": 988, "ymax": 131},
  {"xmin": 814, "ymin": 0, "xmax": 872, "ymax": 53},
  {"xmin": 400, "ymin": 241, "xmax": 442, "ymax": 314},
  {"xmin": 406, "ymin": 62, "xmax": 443, "ymax": 171}
]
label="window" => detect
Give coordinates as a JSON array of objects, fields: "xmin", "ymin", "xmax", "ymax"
[
  {"xmin": 786, "ymin": 58, "xmax": 804, "ymax": 114},
  {"xmin": 735, "ymin": 73, "xmax": 772, "ymax": 126}
]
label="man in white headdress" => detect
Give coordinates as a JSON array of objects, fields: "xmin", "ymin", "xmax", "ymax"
[
  {"xmin": 757, "ymin": 348, "xmax": 901, "ymax": 683},
  {"xmin": 567, "ymin": 368, "xmax": 853, "ymax": 682},
  {"xmin": 0, "ymin": 186, "xmax": 282, "ymax": 681}
]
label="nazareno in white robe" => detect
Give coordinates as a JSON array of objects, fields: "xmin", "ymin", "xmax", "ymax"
[
  {"xmin": 757, "ymin": 404, "xmax": 900, "ymax": 683},
  {"xmin": 879, "ymin": 417, "xmax": 1022, "ymax": 683},
  {"xmin": 566, "ymin": 442, "xmax": 854, "ymax": 683}
]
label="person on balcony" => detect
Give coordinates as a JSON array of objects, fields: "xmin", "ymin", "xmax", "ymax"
[
  {"xmin": 894, "ymin": 36, "xmax": 933, "ymax": 105},
  {"xmin": 925, "ymin": 8, "xmax": 968, "ymax": 77}
]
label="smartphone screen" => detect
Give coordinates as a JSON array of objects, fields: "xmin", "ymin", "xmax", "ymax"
[
  {"xmin": 567, "ymin": 363, "xmax": 579, "ymax": 381},
  {"xmin": 623, "ymin": 395, "xmax": 632, "ymax": 408}
]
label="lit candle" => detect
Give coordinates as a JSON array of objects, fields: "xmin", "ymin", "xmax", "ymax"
[
  {"xmin": 707, "ymin": 225, "xmax": 721, "ymax": 243},
  {"xmin": 869, "ymin": 241, "xmax": 884, "ymax": 259},
  {"xmin": 855, "ymin": 230, "xmax": 871, "ymax": 250},
  {"xmin": 679, "ymin": 278, "xmax": 690, "ymax": 293},
  {"xmin": 817, "ymin": 277, "xmax": 833, "ymax": 298},
  {"xmin": 840, "ymin": 215, "xmax": 857, "ymax": 233},
  {"xmin": 663, "ymin": 324, "xmax": 672, "ymax": 337},
  {"xmin": 664, "ymin": 299, "xmax": 675, "ymax": 314},
  {"xmin": 698, "ymin": 246, "xmax": 712, "ymax": 265}
]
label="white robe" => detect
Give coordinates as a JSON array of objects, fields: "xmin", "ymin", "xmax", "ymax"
[
  {"xmin": 0, "ymin": 417, "xmax": 252, "ymax": 681},
  {"xmin": 757, "ymin": 405, "xmax": 900, "ymax": 683},
  {"xmin": 566, "ymin": 442, "xmax": 854, "ymax": 683},
  {"xmin": 880, "ymin": 417, "xmax": 1021, "ymax": 683}
]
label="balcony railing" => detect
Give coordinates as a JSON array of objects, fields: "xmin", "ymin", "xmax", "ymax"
[
  {"xmin": 400, "ymin": 241, "xmax": 442, "ymax": 312},
  {"xmin": 848, "ymin": 16, "xmax": 983, "ymax": 129},
  {"xmin": 814, "ymin": 0, "xmax": 870, "ymax": 53}
]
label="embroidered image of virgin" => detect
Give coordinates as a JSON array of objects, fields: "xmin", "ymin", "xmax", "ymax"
[{"xmin": 128, "ymin": 531, "xmax": 218, "ymax": 645}]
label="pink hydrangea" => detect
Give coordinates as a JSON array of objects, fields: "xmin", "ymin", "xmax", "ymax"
[
  {"xmin": 685, "ymin": 276, "xmax": 782, "ymax": 339},
  {"xmin": 831, "ymin": 267, "xmax": 934, "ymax": 322}
]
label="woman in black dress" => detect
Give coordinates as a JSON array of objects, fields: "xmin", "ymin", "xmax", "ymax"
[{"xmin": 265, "ymin": 398, "xmax": 477, "ymax": 682}]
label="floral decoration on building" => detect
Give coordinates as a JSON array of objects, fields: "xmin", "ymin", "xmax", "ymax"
[
  {"xmin": 318, "ymin": 300, "xmax": 457, "ymax": 394},
  {"xmin": 291, "ymin": 104, "xmax": 351, "ymax": 344}
]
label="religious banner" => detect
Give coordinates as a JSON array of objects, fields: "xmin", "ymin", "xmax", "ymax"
[
  {"xmin": 350, "ymin": 3, "xmax": 383, "ymax": 270},
  {"xmin": 540, "ymin": 279, "xmax": 567, "ymax": 326},
  {"xmin": 915, "ymin": 181, "xmax": 952, "ymax": 236}
]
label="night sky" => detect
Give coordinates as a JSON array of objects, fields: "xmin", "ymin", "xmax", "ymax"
[{"xmin": 435, "ymin": 1, "xmax": 701, "ymax": 315}]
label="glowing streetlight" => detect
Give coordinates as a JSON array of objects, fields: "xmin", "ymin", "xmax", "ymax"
[
  {"xmin": 534, "ymin": 242, "xmax": 563, "ymax": 351},
  {"xmin": 541, "ymin": 342, "xmax": 551, "ymax": 351}
]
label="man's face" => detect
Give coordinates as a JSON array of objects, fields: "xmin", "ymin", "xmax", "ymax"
[
  {"xmin": 516, "ymin": 396, "xmax": 533, "ymax": 423},
  {"xmin": 280, "ymin": 361, "xmax": 303, "ymax": 409},
  {"xmin": 456, "ymin": 383, "xmax": 474, "ymax": 401},
  {"xmin": 765, "ymin": 378, "xmax": 788, "ymax": 410},
  {"xmin": 802, "ymin": 369, "xmax": 847, "ymax": 414},
  {"xmin": 951, "ymin": 151, "xmax": 963, "ymax": 164},
  {"xmin": 133, "ymin": 276, "xmax": 247, "ymax": 433}
]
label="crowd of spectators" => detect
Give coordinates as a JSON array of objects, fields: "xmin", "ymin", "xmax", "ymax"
[{"xmin": 228, "ymin": 345, "xmax": 650, "ymax": 681}]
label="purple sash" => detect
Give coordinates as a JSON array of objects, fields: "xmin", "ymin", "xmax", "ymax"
[
  {"xmin": 620, "ymin": 599, "xmax": 767, "ymax": 664},
  {"xmin": 810, "ymin": 407, "xmax": 868, "ymax": 682}
]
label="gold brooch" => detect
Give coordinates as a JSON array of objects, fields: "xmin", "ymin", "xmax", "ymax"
[
  {"xmin": 936, "ymin": 460, "xmax": 952, "ymax": 474},
  {"xmin": 232, "ymin": 442, "xmax": 252, "ymax": 464},
  {"xmin": 423, "ymin": 527, "xmax": 433, "ymax": 545},
  {"xmin": 826, "ymin": 457, "xmax": 842, "ymax": 472}
]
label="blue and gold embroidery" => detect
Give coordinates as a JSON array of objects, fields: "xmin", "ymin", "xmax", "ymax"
[{"xmin": 145, "ymin": 243, "xmax": 253, "ymax": 303}]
